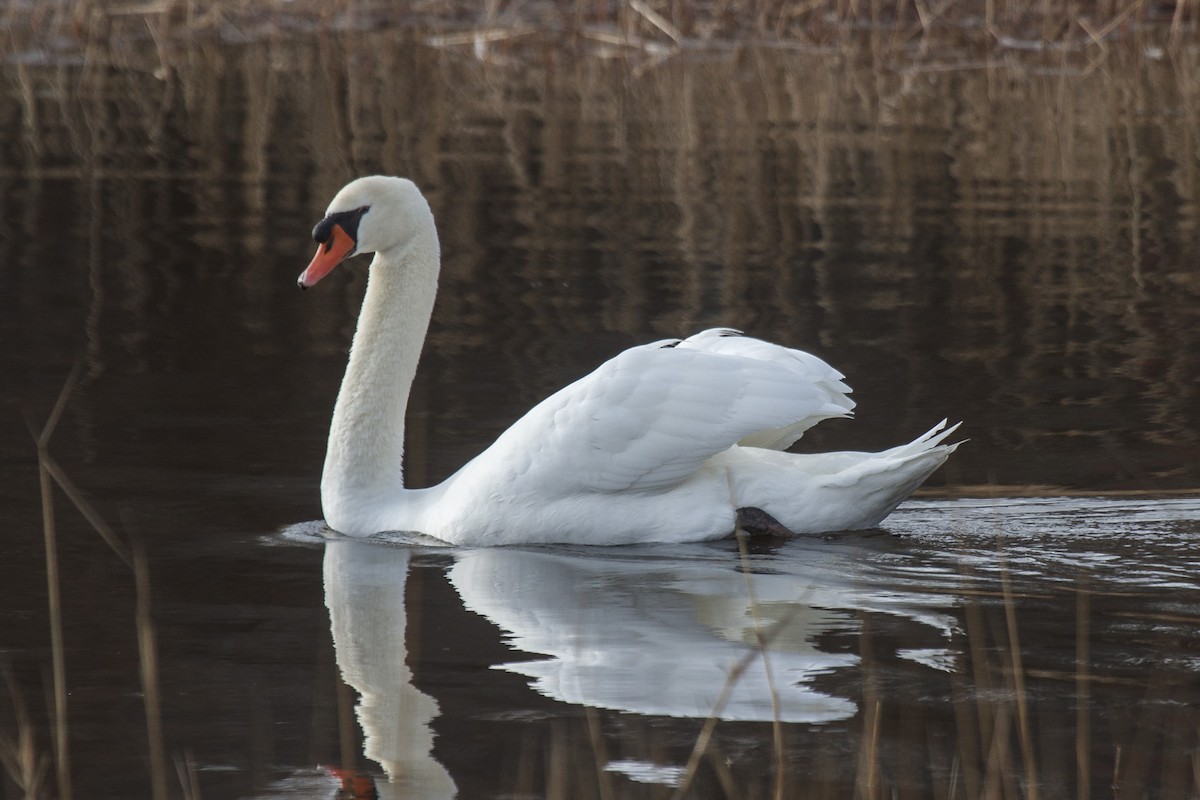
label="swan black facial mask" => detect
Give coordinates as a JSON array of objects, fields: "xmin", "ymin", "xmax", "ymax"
[{"xmin": 297, "ymin": 205, "xmax": 370, "ymax": 289}]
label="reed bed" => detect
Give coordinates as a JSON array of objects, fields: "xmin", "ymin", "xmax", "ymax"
[
  {"xmin": 1, "ymin": 371, "xmax": 172, "ymax": 800},
  {"xmin": 2, "ymin": 0, "xmax": 1196, "ymax": 61}
]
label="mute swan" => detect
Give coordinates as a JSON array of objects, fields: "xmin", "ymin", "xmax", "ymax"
[{"xmin": 298, "ymin": 175, "xmax": 960, "ymax": 545}]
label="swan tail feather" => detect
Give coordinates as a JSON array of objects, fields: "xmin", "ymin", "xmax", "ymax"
[{"xmin": 721, "ymin": 421, "xmax": 963, "ymax": 535}]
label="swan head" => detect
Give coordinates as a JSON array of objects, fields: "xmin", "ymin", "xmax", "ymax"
[{"xmin": 297, "ymin": 176, "xmax": 431, "ymax": 289}]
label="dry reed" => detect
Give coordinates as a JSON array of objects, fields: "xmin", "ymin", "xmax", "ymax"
[
  {"xmin": 667, "ymin": 528, "xmax": 793, "ymax": 800},
  {"xmin": 0, "ymin": 0, "xmax": 1195, "ymax": 64},
  {"xmin": 29, "ymin": 362, "xmax": 80, "ymax": 800},
  {"xmin": 5, "ymin": 366, "xmax": 177, "ymax": 800},
  {"xmin": 0, "ymin": 663, "xmax": 51, "ymax": 799}
]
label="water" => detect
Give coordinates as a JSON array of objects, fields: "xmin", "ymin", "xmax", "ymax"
[
  {"xmin": 1, "ymin": 34, "xmax": 1199, "ymax": 799},
  {"xmin": 310, "ymin": 498, "xmax": 1200, "ymax": 798}
]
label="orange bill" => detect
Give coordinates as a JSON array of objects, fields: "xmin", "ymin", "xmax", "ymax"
[{"xmin": 297, "ymin": 224, "xmax": 356, "ymax": 289}]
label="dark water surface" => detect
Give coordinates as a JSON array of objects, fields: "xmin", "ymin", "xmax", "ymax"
[{"xmin": 2, "ymin": 35, "xmax": 1200, "ymax": 799}]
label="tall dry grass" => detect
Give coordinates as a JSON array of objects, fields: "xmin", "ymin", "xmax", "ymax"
[
  {"xmin": 0, "ymin": 663, "xmax": 52, "ymax": 800},
  {"xmin": 2, "ymin": 369, "xmax": 172, "ymax": 800},
  {"xmin": 1, "ymin": 0, "xmax": 1196, "ymax": 59}
]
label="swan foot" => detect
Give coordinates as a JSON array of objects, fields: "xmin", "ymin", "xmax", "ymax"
[{"xmin": 735, "ymin": 506, "xmax": 796, "ymax": 538}]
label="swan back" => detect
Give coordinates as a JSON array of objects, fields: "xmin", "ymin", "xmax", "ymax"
[
  {"xmin": 444, "ymin": 331, "xmax": 855, "ymax": 499},
  {"xmin": 677, "ymin": 329, "xmax": 854, "ymax": 449}
]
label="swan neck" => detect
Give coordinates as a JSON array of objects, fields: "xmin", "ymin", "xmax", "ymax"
[{"xmin": 322, "ymin": 228, "xmax": 439, "ymax": 520}]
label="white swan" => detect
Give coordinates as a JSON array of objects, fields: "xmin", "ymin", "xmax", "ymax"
[{"xmin": 298, "ymin": 175, "xmax": 961, "ymax": 545}]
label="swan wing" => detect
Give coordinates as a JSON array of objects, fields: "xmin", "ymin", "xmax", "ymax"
[
  {"xmin": 676, "ymin": 329, "xmax": 855, "ymax": 450},
  {"xmin": 471, "ymin": 330, "xmax": 855, "ymax": 494}
]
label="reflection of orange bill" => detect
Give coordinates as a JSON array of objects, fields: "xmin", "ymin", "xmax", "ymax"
[{"xmin": 298, "ymin": 223, "xmax": 356, "ymax": 288}]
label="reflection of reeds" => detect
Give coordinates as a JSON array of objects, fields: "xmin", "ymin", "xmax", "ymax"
[
  {"xmin": 14, "ymin": 367, "xmax": 175, "ymax": 800},
  {"xmin": 133, "ymin": 538, "xmax": 170, "ymax": 800},
  {"xmin": 1075, "ymin": 576, "xmax": 1090, "ymax": 800},
  {"xmin": 494, "ymin": 546, "xmax": 1200, "ymax": 799},
  {"xmin": 671, "ymin": 529, "xmax": 791, "ymax": 800},
  {"xmin": 4, "ymin": 33, "xmax": 1198, "ymax": 489},
  {"xmin": 733, "ymin": 530, "xmax": 786, "ymax": 800},
  {"xmin": 0, "ymin": 663, "xmax": 51, "ymax": 799},
  {"xmin": 174, "ymin": 749, "xmax": 202, "ymax": 800},
  {"xmin": 999, "ymin": 557, "xmax": 1038, "ymax": 800},
  {"xmin": 30, "ymin": 362, "xmax": 79, "ymax": 800}
]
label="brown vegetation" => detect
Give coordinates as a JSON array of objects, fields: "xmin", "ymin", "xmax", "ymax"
[{"xmin": 1, "ymin": 0, "xmax": 1196, "ymax": 62}]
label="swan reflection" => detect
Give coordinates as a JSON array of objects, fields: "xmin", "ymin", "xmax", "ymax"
[
  {"xmin": 323, "ymin": 534, "xmax": 962, "ymax": 791},
  {"xmin": 323, "ymin": 541, "xmax": 456, "ymax": 799},
  {"xmin": 448, "ymin": 540, "xmax": 957, "ymax": 723}
]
